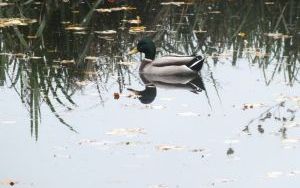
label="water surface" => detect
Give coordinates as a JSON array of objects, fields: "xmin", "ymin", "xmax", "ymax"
[{"xmin": 0, "ymin": 0, "xmax": 300, "ymax": 187}]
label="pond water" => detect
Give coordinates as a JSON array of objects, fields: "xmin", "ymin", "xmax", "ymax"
[{"xmin": 0, "ymin": 0, "xmax": 300, "ymax": 187}]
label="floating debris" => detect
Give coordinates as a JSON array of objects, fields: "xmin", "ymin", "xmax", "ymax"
[
  {"xmin": 193, "ymin": 29, "xmax": 207, "ymax": 33},
  {"xmin": 95, "ymin": 6, "xmax": 136, "ymax": 13},
  {"xmin": 126, "ymin": 16, "xmax": 141, "ymax": 24},
  {"xmin": 61, "ymin": 21, "xmax": 71, "ymax": 25},
  {"xmin": 27, "ymin": 35, "xmax": 38, "ymax": 39},
  {"xmin": 94, "ymin": 30, "xmax": 117, "ymax": 35},
  {"xmin": 129, "ymin": 26, "xmax": 146, "ymax": 33},
  {"xmin": 73, "ymin": 31, "xmax": 87, "ymax": 35},
  {"xmin": 65, "ymin": 24, "xmax": 86, "ymax": 31},
  {"xmin": 161, "ymin": 2, "xmax": 191, "ymax": 6},
  {"xmin": 84, "ymin": 56, "xmax": 98, "ymax": 61},
  {"xmin": 265, "ymin": 2, "xmax": 275, "ymax": 5},
  {"xmin": 156, "ymin": 144, "xmax": 185, "ymax": 151},
  {"xmin": 242, "ymin": 103, "xmax": 265, "ymax": 110},
  {"xmin": 0, "ymin": 2, "xmax": 14, "ymax": 7},
  {"xmin": 0, "ymin": 179, "xmax": 18, "ymax": 186},
  {"xmin": 113, "ymin": 93, "xmax": 120, "ymax": 100},
  {"xmin": 29, "ymin": 56, "xmax": 43, "ymax": 60},
  {"xmin": 0, "ymin": 18, "xmax": 37, "ymax": 28},
  {"xmin": 60, "ymin": 59, "xmax": 75, "ymax": 65},
  {"xmin": 238, "ymin": 32, "xmax": 246, "ymax": 37},
  {"xmin": 208, "ymin": 11, "xmax": 222, "ymax": 14}
]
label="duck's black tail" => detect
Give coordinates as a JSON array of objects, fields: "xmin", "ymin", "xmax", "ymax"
[{"xmin": 186, "ymin": 55, "xmax": 204, "ymax": 72}]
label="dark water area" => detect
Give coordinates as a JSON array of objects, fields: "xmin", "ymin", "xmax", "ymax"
[{"xmin": 0, "ymin": 0, "xmax": 300, "ymax": 187}]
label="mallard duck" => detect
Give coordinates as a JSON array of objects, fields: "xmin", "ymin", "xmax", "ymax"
[{"xmin": 129, "ymin": 38, "xmax": 204, "ymax": 76}]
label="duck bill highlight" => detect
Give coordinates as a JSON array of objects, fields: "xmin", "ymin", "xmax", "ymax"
[{"xmin": 128, "ymin": 47, "xmax": 138, "ymax": 55}]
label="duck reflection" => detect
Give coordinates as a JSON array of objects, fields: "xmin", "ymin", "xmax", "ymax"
[{"xmin": 128, "ymin": 74, "xmax": 205, "ymax": 104}]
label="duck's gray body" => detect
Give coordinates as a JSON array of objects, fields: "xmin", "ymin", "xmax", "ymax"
[{"xmin": 139, "ymin": 55, "xmax": 198, "ymax": 76}]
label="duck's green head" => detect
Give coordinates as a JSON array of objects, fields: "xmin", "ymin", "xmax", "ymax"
[{"xmin": 129, "ymin": 38, "xmax": 156, "ymax": 60}]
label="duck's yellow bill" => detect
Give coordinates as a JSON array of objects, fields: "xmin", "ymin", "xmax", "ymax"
[{"xmin": 128, "ymin": 47, "xmax": 138, "ymax": 55}]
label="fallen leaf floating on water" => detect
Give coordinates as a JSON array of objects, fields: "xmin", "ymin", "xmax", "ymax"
[
  {"xmin": 127, "ymin": 16, "xmax": 141, "ymax": 24},
  {"xmin": 73, "ymin": 31, "xmax": 87, "ymax": 35},
  {"xmin": 113, "ymin": 93, "xmax": 120, "ymax": 100},
  {"xmin": 242, "ymin": 103, "xmax": 264, "ymax": 110},
  {"xmin": 60, "ymin": 59, "xmax": 75, "ymax": 65},
  {"xmin": 0, "ymin": 18, "xmax": 37, "ymax": 28},
  {"xmin": 0, "ymin": 179, "xmax": 18, "ymax": 186},
  {"xmin": 61, "ymin": 21, "xmax": 71, "ymax": 25},
  {"xmin": 29, "ymin": 56, "xmax": 43, "ymax": 60},
  {"xmin": 265, "ymin": 2, "xmax": 275, "ymax": 5},
  {"xmin": 156, "ymin": 144, "xmax": 185, "ymax": 152},
  {"xmin": 161, "ymin": 2, "xmax": 192, "ymax": 6},
  {"xmin": 27, "ymin": 35, "xmax": 38, "ymax": 39},
  {"xmin": 65, "ymin": 24, "xmax": 85, "ymax": 31},
  {"xmin": 85, "ymin": 56, "xmax": 98, "ymax": 61},
  {"xmin": 0, "ymin": 2, "xmax": 14, "ymax": 7},
  {"xmin": 106, "ymin": 128, "xmax": 146, "ymax": 136},
  {"xmin": 238, "ymin": 32, "xmax": 246, "ymax": 37},
  {"xmin": 95, "ymin": 6, "xmax": 136, "ymax": 13},
  {"xmin": 193, "ymin": 29, "xmax": 207, "ymax": 33},
  {"xmin": 129, "ymin": 26, "xmax": 146, "ymax": 33},
  {"xmin": 208, "ymin": 10, "xmax": 222, "ymax": 14},
  {"xmin": 94, "ymin": 30, "xmax": 117, "ymax": 35}
]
